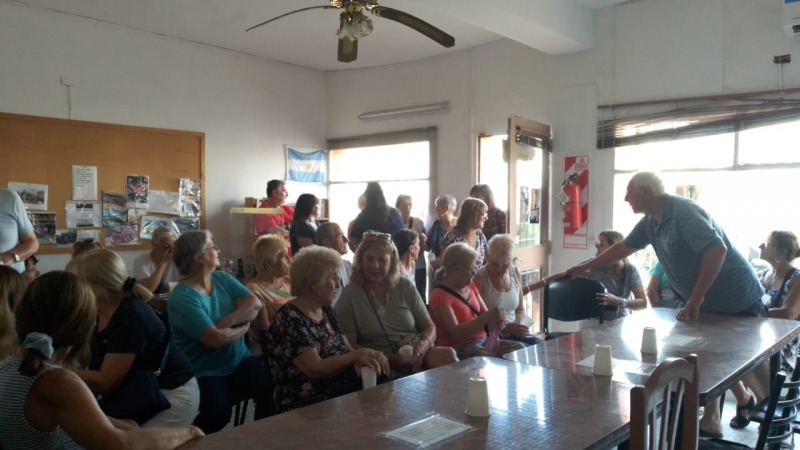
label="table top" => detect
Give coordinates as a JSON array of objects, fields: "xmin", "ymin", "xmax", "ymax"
[
  {"xmin": 179, "ymin": 357, "xmax": 632, "ymax": 450},
  {"xmin": 504, "ymin": 307, "xmax": 800, "ymax": 402}
]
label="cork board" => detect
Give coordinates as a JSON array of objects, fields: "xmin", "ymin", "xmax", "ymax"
[{"xmin": 0, "ymin": 112, "xmax": 205, "ymax": 254}]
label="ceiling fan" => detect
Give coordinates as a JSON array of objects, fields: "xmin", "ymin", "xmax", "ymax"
[{"xmin": 247, "ymin": 0, "xmax": 456, "ymax": 63}]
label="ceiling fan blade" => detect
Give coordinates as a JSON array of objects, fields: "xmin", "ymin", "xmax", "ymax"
[
  {"xmin": 337, "ymin": 37, "xmax": 358, "ymax": 62},
  {"xmin": 247, "ymin": 5, "xmax": 335, "ymax": 32},
  {"xmin": 371, "ymin": 6, "xmax": 455, "ymax": 48}
]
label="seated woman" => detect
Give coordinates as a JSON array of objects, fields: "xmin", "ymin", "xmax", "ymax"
[
  {"xmin": 577, "ymin": 230, "xmax": 647, "ymax": 321},
  {"xmin": 0, "ymin": 271, "xmax": 203, "ymax": 449},
  {"xmin": 245, "ymin": 235, "xmax": 293, "ymax": 356},
  {"xmin": 646, "ymin": 261, "xmax": 684, "ymax": 309},
  {"xmin": 68, "ymin": 249, "xmax": 199, "ymax": 427},
  {"xmin": 134, "ymin": 227, "xmax": 181, "ymax": 294},
  {"xmin": 440, "ymin": 197, "xmax": 489, "ymax": 272},
  {"xmin": 392, "ymin": 229, "xmax": 420, "ymax": 283},
  {"xmin": 336, "ymin": 231, "xmax": 457, "ymax": 378},
  {"xmin": 428, "ymin": 243, "xmax": 525, "ymax": 359},
  {"xmin": 22, "ymin": 254, "xmax": 40, "ymax": 284},
  {"xmin": 0, "ymin": 266, "xmax": 25, "ymax": 360},
  {"xmin": 289, "ymin": 193, "xmax": 320, "ymax": 256},
  {"xmin": 268, "ymin": 246, "xmax": 389, "ymax": 413},
  {"xmin": 475, "ymin": 234, "xmax": 542, "ymax": 347},
  {"xmin": 168, "ymin": 230, "xmax": 272, "ymax": 433},
  {"xmin": 72, "ymin": 238, "xmax": 102, "ymax": 258}
]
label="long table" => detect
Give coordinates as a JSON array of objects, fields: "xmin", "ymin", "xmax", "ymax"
[
  {"xmin": 504, "ymin": 307, "xmax": 800, "ymax": 403},
  {"xmin": 179, "ymin": 357, "xmax": 632, "ymax": 450}
]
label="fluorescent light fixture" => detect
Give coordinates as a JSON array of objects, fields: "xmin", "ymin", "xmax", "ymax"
[{"xmin": 358, "ymin": 102, "xmax": 450, "ymax": 121}]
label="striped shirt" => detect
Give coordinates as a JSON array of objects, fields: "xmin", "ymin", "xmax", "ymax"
[
  {"xmin": 0, "ymin": 357, "xmax": 82, "ymax": 450},
  {"xmin": 624, "ymin": 195, "xmax": 763, "ymax": 314}
]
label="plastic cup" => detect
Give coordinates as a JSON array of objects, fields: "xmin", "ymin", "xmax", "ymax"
[
  {"xmin": 399, "ymin": 345, "xmax": 414, "ymax": 362},
  {"xmin": 360, "ymin": 367, "xmax": 377, "ymax": 389},
  {"xmin": 641, "ymin": 327, "xmax": 658, "ymax": 354},
  {"xmin": 593, "ymin": 344, "xmax": 613, "ymax": 376},
  {"xmin": 465, "ymin": 377, "xmax": 491, "ymax": 417}
]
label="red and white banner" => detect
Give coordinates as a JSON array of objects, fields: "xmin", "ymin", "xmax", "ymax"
[{"xmin": 562, "ymin": 156, "xmax": 589, "ymax": 249}]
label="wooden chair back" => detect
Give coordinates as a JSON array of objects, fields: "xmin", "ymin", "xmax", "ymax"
[{"xmin": 630, "ymin": 354, "xmax": 699, "ymax": 450}]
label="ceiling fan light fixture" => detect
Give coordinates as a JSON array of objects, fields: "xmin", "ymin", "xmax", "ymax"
[{"xmin": 337, "ymin": 12, "xmax": 373, "ymax": 41}]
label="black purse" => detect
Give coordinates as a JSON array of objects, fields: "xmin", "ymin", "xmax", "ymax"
[{"xmin": 97, "ymin": 329, "xmax": 172, "ymax": 424}]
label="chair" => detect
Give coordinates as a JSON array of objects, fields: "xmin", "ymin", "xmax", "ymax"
[
  {"xmin": 542, "ymin": 277, "xmax": 606, "ymax": 339},
  {"xmin": 699, "ymin": 370, "xmax": 800, "ymax": 450},
  {"xmin": 630, "ymin": 354, "xmax": 699, "ymax": 450}
]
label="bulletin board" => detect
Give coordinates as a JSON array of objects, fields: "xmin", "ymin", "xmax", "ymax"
[{"xmin": 0, "ymin": 112, "xmax": 205, "ymax": 254}]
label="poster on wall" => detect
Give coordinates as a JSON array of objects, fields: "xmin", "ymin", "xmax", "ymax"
[
  {"xmin": 562, "ymin": 156, "xmax": 589, "ymax": 249},
  {"xmin": 8, "ymin": 181, "xmax": 48, "ymax": 211}
]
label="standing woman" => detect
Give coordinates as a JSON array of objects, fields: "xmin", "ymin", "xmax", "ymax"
[
  {"xmin": 168, "ymin": 230, "xmax": 272, "ymax": 433},
  {"xmin": 68, "ymin": 249, "xmax": 199, "ymax": 427},
  {"xmin": 395, "ymin": 195, "xmax": 428, "ymax": 299},
  {"xmin": 440, "ymin": 197, "xmax": 489, "ymax": 272},
  {"xmin": 0, "ymin": 271, "xmax": 203, "ymax": 449},
  {"xmin": 349, "ymin": 182, "xmax": 404, "ymax": 249},
  {"xmin": 470, "ymin": 184, "xmax": 506, "ymax": 241},
  {"xmin": 392, "ymin": 229, "xmax": 420, "ymax": 283},
  {"xmin": 0, "ymin": 266, "xmax": 25, "ymax": 360},
  {"xmin": 427, "ymin": 194, "xmax": 458, "ymax": 267},
  {"xmin": 289, "ymin": 193, "xmax": 320, "ymax": 256},
  {"xmin": 134, "ymin": 227, "xmax": 180, "ymax": 294}
]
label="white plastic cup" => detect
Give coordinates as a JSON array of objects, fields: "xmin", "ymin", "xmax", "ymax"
[
  {"xmin": 399, "ymin": 345, "xmax": 414, "ymax": 362},
  {"xmin": 466, "ymin": 377, "xmax": 491, "ymax": 417},
  {"xmin": 641, "ymin": 327, "xmax": 658, "ymax": 354},
  {"xmin": 360, "ymin": 367, "xmax": 377, "ymax": 389},
  {"xmin": 593, "ymin": 344, "xmax": 613, "ymax": 376}
]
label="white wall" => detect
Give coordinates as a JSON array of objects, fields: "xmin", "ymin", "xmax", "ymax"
[
  {"xmin": 326, "ymin": 0, "xmax": 800, "ymax": 274},
  {"xmin": 0, "ymin": 2, "xmax": 327, "ymax": 273}
]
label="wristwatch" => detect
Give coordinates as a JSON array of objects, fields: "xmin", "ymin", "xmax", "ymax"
[{"xmin": 6, "ymin": 252, "xmax": 20, "ymax": 264}]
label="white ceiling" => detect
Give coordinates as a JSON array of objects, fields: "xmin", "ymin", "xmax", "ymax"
[{"xmin": 8, "ymin": 0, "xmax": 638, "ymax": 72}]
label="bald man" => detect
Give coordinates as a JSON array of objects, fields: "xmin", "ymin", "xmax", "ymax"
[{"xmin": 316, "ymin": 222, "xmax": 352, "ymax": 307}]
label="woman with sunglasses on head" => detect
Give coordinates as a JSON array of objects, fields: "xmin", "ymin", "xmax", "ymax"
[
  {"xmin": 475, "ymin": 235, "xmax": 543, "ymax": 346},
  {"xmin": 429, "ymin": 242, "xmax": 525, "ymax": 359},
  {"xmin": 336, "ymin": 231, "xmax": 457, "ymax": 379},
  {"xmin": 268, "ymin": 246, "xmax": 389, "ymax": 413},
  {"xmin": 167, "ymin": 230, "xmax": 272, "ymax": 433},
  {"xmin": 0, "ymin": 271, "xmax": 203, "ymax": 450},
  {"xmin": 439, "ymin": 197, "xmax": 489, "ymax": 272}
]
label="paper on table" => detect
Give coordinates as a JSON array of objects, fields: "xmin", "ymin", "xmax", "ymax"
[
  {"xmin": 662, "ymin": 335, "xmax": 701, "ymax": 347},
  {"xmin": 386, "ymin": 415, "xmax": 472, "ymax": 447},
  {"xmin": 578, "ymin": 355, "xmax": 658, "ymax": 376}
]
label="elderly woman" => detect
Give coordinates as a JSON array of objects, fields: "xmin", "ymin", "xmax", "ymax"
[
  {"xmin": 428, "ymin": 243, "xmax": 525, "ymax": 359},
  {"xmin": 336, "ymin": 231, "xmax": 457, "ymax": 378},
  {"xmin": 168, "ymin": 230, "xmax": 272, "ymax": 433},
  {"xmin": 134, "ymin": 227, "xmax": 180, "ymax": 294},
  {"xmin": 395, "ymin": 194, "xmax": 428, "ymax": 299},
  {"xmin": 289, "ymin": 193, "xmax": 320, "ymax": 255},
  {"xmin": 268, "ymin": 246, "xmax": 389, "ymax": 413},
  {"xmin": 439, "ymin": 197, "xmax": 489, "ymax": 272},
  {"xmin": 349, "ymin": 182, "xmax": 404, "ymax": 249},
  {"xmin": 68, "ymin": 249, "xmax": 199, "ymax": 427},
  {"xmin": 247, "ymin": 235, "xmax": 293, "ymax": 322},
  {"xmin": 392, "ymin": 229, "xmax": 420, "ymax": 284},
  {"xmin": 0, "ymin": 271, "xmax": 203, "ymax": 449},
  {"xmin": 72, "ymin": 238, "xmax": 102, "ymax": 258},
  {"xmin": 0, "ymin": 266, "xmax": 25, "ymax": 360},
  {"xmin": 426, "ymin": 194, "xmax": 458, "ymax": 265},
  {"xmin": 475, "ymin": 235, "xmax": 542, "ymax": 346},
  {"xmin": 470, "ymin": 184, "xmax": 506, "ymax": 240}
]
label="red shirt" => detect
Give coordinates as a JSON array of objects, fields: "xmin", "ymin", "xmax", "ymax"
[{"xmin": 428, "ymin": 283, "xmax": 486, "ymax": 347}]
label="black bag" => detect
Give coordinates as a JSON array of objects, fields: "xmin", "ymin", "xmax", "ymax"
[{"xmin": 97, "ymin": 328, "xmax": 172, "ymax": 424}]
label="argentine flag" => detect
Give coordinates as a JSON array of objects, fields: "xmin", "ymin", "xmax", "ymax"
[{"xmin": 286, "ymin": 148, "xmax": 327, "ymax": 183}]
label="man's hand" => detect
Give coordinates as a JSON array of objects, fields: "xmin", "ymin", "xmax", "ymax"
[{"xmin": 676, "ymin": 299, "xmax": 702, "ymax": 321}]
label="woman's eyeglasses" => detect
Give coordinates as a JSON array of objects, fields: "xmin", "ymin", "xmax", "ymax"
[{"xmin": 362, "ymin": 231, "xmax": 391, "ymax": 242}]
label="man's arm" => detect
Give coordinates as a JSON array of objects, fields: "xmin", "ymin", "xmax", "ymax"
[
  {"xmin": 676, "ymin": 243, "xmax": 727, "ymax": 321},
  {"xmin": 1, "ymin": 231, "xmax": 38, "ymax": 265},
  {"xmin": 564, "ymin": 241, "xmax": 637, "ymax": 277}
]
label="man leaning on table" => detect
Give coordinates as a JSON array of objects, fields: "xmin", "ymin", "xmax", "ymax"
[
  {"xmin": 565, "ymin": 171, "xmax": 766, "ymax": 439},
  {"xmin": 0, "ymin": 188, "xmax": 39, "ymax": 273}
]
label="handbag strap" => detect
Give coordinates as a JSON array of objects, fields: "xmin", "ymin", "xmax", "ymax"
[
  {"xmin": 364, "ymin": 285, "xmax": 398, "ymax": 353},
  {"xmin": 434, "ymin": 284, "xmax": 489, "ymax": 335},
  {"xmin": 151, "ymin": 326, "xmax": 170, "ymax": 377}
]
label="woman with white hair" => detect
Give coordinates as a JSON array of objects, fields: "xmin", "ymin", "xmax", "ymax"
[
  {"xmin": 134, "ymin": 227, "xmax": 180, "ymax": 294},
  {"xmin": 475, "ymin": 234, "xmax": 542, "ymax": 346},
  {"xmin": 426, "ymin": 194, "xmax": 457, "ymax": 267}
]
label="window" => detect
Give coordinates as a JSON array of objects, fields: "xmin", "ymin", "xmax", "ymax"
[
  {"xmin": 612, "ymin": 118, "xmax": 800, "ymax": 279},
  {"xmin": 327, "ymin": 129, "xmax": 434, "ymax": 255}
]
